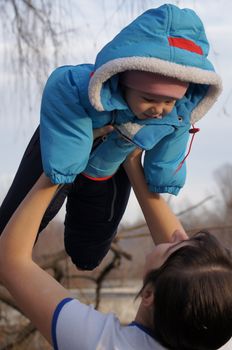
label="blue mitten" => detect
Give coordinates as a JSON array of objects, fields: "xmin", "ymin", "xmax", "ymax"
[
  {"xmin": 84, "ymin": 122, "xmax": 175, "ymax": 178},
  {"xmin": 117, "ymin": 122, "xmax": 174, "ymax": 150},
  {"xmin": 84, "ymin": 130, "xmax": 136, "ymax": 178}
]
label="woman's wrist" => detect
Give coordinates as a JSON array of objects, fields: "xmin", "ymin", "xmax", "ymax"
[{"xmin": 123, "ymin": 149, "xmax": 143, "ymax": 170}]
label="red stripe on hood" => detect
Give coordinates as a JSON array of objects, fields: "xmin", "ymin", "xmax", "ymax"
[{"xmin": 168, "ymin": 37, "xmax": 203, "ymax": 55}]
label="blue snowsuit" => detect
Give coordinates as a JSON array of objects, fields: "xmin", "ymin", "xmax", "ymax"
[
  {"xmin": 40, "ymin": 4, "xmax": 221, "ymax": 195},
  {"xmin": 0, "ymin": 4, "xmax": 222, "ymax": 270}
]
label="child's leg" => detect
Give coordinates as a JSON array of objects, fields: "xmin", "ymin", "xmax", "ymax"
[
  {"xmin": 0, "ymin": 126, "xmax": 70, "ymax": 236},
  {"xmin": 64, "ymin": 166, "xmax": 131, "ymax": 270},
  {"xmin": 0, "ymin": 126, "xmax": 131, "ymax": 269}
]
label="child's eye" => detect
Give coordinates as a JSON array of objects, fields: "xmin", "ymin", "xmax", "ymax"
[
  {"xmin": 165, "ymin": 100, "xmax": 176, "ymax": 105},
  {"xmin": 143, "ymin": 97, "xmax": 154, "ymax": 102}
]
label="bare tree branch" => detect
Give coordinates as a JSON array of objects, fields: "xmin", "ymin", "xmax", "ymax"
[
  {"xmin": 177, "ymin": 195, "xmax": 215, "ymax": 216},
  {"xmin": 0, "ymin": 322, "xmax": 36, "ymax": 350}
]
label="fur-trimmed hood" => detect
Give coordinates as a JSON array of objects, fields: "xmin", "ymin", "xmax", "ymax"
[
  {"xmin": 39, "ymin": 4, "xmax": 222, "ymax": 195},
  {"xmin": 89, "ymin": 4, "xmax": 222, "ymax": 124}
]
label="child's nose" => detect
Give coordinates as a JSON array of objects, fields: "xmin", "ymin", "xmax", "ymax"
[{"xmin": 151, "ymin": 103, "xmax": 164, "ymax": 115}]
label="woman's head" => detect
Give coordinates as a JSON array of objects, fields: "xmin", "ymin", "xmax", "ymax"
[{"xmin": 142, "ymin": 231, "xmax": 232, "ymax": 350}]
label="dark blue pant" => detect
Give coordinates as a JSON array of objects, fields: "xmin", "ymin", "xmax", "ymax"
[{"xmin": 0, "ymin": 126, "xmax": 131, "ymax": 270}]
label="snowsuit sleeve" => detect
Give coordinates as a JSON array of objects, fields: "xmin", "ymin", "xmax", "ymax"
[
  {"xmin": 40, "ymin": 66, "xmax": 93, "ymax": 184},
  {"xmin": 143, "ymin": 124, "xmax": 190, "ymax": 195}
]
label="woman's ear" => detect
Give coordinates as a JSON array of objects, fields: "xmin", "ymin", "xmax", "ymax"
[{"xmin": 141, "ymin": 284, "xmax": 154, "ymax": 308}]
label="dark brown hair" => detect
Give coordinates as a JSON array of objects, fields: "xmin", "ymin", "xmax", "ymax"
[{"xmin": 142, "ymin": 231, "xmax": 232, "ymax": 350}]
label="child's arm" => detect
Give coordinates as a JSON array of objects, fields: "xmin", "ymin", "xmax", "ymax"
[{"xmin": 123, "ymin": 149, "xmax": 187, "ymax": 244}]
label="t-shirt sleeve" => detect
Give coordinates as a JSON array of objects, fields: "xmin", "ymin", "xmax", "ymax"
[{"xmin": 52, "ymin": 297, "xmax": 115, "ymax": 350}]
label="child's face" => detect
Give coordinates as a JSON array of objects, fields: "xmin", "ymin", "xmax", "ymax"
[{"xmin": 124, "ymin": 87, "xmax": 177, "ymax": 120}]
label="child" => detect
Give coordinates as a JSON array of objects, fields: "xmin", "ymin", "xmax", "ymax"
[{"xmin": 0, "ymin": 4, "xmax": 222, "ymax": 270}]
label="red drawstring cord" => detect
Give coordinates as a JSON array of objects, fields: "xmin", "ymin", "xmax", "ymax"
[{"xmin": 175, "ymin": 125, "xmax": 200, "ymax": 173}]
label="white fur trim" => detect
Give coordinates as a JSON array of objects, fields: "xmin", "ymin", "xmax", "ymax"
[
  {"xmin": 116, "ymin": 122, "xmax": 144, "ymax": 139},
  {"xmin": 88, "ymin": 57, "xmax": 222, "ymax": 123}
]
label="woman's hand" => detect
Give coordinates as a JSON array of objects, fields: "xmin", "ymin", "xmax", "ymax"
[{"xmin": 93, "ymin": 125, "xmax": 114, "ymax": 140}]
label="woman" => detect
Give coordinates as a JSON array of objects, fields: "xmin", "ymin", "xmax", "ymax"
[{"xmin": 0, "ymin": 149, "xmax": 231, "ymax": 349}]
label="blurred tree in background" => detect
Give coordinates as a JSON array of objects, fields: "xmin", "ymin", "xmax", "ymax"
[{"xmin": 1, "ymin": 0, "xmax": 65, "ymax": 85}]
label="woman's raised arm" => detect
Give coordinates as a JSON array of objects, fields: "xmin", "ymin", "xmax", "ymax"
[
  {"xmin": 0, "ymin": 174, "xmax": 71, "ymax": 343},
  {"xmin": 123, "ymin": 149, "xmax": 187, "ymax": 244}
]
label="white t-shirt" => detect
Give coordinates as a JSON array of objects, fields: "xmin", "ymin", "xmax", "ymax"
[{"xmin": 52, "ymin": 298, "xmax": 166, "ymax": 350}]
